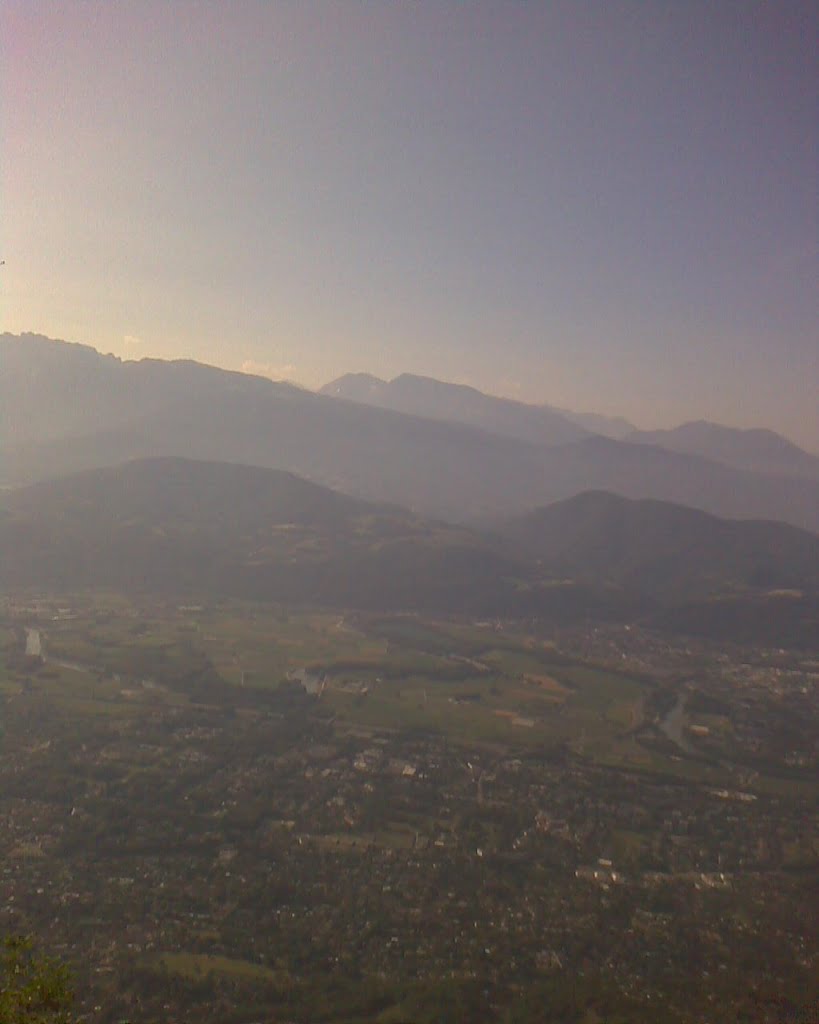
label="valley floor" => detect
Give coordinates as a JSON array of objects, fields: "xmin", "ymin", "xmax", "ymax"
[{"xmin": 0, "ymin": 595, "xmax": 816, "ymax": 1022}]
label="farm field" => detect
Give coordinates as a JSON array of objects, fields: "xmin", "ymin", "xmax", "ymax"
[
  {"xmin": 4, "ymin": 595, "xmax": 815, "ymax": 794},
  {"xmin": 7, "ymin": 598, "xmax": 662, "ymax": 764}
]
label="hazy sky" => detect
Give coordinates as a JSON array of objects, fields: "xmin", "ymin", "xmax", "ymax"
[{"xmin": 2, "ymin": 2, "xmax": 817, "ymax": 447}]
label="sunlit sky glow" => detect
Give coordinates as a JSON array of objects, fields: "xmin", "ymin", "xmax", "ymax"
[{"xmin": 2, "ymin": 2, "xmax": 817, "ymax": 447}]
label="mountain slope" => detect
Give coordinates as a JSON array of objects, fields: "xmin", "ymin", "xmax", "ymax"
[
  {"xmin": 551, "ymin": 407, "xmax": 636, "ymax": 439},
  {"xmin": 497, "ymin": 490, "xmax": 819, "ymax": 600},
  {"xmin": 0, "ymin": 332, "xmax": 295, "ymax": 447},
  {"xmin": 0, "ymin": 458, "xmax": 519, "ymax": 611},
  {"xmin": 627, "ymin": 421, "xmax": 819, "ymax": 479},
  {"xmin": 320, "ymin": 372, "xmax": 589, "ymax": 446},
  {"xmin": 322, "ymin": 372, "xmax": 638, "ymax": 440}
]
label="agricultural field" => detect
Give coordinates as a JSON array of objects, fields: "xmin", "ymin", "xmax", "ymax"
[
  {"xmin": 4, "ymin": 598, "xmax": 660, "ymax": 762},
  {"xmin": 9, "ymin": 595, "xmax": 799, "ymax": 791}
]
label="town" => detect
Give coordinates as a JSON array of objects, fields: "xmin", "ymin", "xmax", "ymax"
[{"xmin": 0, "ymin": 595, "xmax": 816, "ymax": 1022}]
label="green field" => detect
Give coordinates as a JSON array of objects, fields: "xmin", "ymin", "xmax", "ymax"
[{"xmin": 150, "ymin": 952, "xmax": 282, "ymax": 984}]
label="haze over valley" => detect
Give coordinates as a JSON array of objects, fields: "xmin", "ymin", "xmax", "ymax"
[
  {"xmin": 4, "ymin": 330, "xmax": 819, "ymax": 660},
  {"xmin": 1, "ymin": 4, "xmax": 817, "ymax": 1022}
]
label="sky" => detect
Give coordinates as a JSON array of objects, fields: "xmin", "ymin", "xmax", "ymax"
[{"xmin": 2, "ymin": 1, "xmax": 817, "ymax": 447}]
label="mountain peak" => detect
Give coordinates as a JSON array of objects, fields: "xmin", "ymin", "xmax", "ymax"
[
  {"xmin": 627, "ymin": 420, "xmax": 818, "ymax": 478},
  {"xmin": 319, "ymin": 372, "xmax": 387, "ymax": 399}
]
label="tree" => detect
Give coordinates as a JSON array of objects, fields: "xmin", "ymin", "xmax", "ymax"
[{"xmin": 0, "ymin": 936, "xmax": 74, "ymax": 1023}]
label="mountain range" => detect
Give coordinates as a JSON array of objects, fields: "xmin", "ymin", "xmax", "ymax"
[
  {"xmin": 322, "ymin": 370, "xmax": 819, "ymax": 481},
  {"xmin": 3, "ymin": 334, "xmax": 819, "ymax": 534}
]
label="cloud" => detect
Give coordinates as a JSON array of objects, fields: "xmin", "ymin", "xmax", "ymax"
[
  {"xmin": 122, "ymin": 334, "xmax": 142, "ymax": 348},
  {"xmin": 241, "ymin": 359, "xmax": 297, "ymax": 381}
]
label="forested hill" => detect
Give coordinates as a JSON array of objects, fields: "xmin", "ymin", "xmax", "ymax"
[
  {"xmin": 0, "ymin": 457, "xmax": 522, "ymax": 613},
  {"xmin": 3, "ymin": 461, "xmax": 819, "ymax": 648},
  {"xmin": 495, "ymin": 490, "xmax": 819, "ymax": 600}
]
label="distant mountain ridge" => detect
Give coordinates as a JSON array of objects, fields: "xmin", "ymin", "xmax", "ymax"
[
  {"xmin": 551, "ymin": 406, "xmax": 636, "ymax": 439},
  {"xmin": 320, "ymin": 371, "xmax": 589, "ymax": 446},
  {"xmin": 3, "ymin": 333, "xmax": 819, "ymax": 533},
  {"xmin": 322, "ymin": 370, "xmax": 817, "ymax": 477},
  {"xmin": 627, "ymin": 421, "xmax": 819, "ymax": 479},
  {"xmin": 0, "ymin": 331, "xmax": 296, "ymax": 447}
]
